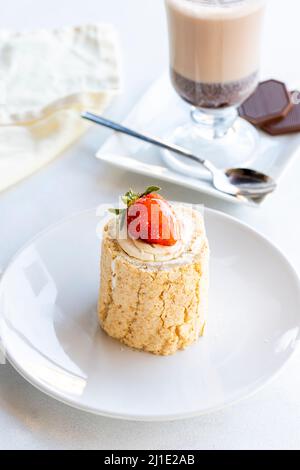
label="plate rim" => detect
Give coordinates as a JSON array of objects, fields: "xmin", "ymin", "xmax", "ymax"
[{"xmin": 1, "ymin": 207, "xmax": 300, "ymax": 421}]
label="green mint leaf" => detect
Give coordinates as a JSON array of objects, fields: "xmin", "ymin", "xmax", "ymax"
[
  {"xmin": 141, "ymin": 186, "xmax": 161, "ymax": 197},
  {"xmin": 123, "ymin": 189, "xmax": 140, "ymax": 207},
  {"xmin": 128, "ymin": 190, "xmax": 138, "ymax": 200},
  {"xmin": 108, "ymin": 208, "xmax": 126, "ymax": 216},
  {"xmin": 120, "ymin": 210, "xmax": 127, "ymax": 230},
  {"xmin": 108, "ymin": 208, "xmax": 120, "ymax": 215},
  {"xmin": 116, "ymin": 186, "xmax": 162, "ymax": 214}
]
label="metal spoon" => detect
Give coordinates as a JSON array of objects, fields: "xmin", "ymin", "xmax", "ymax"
[{"xmin": 82, "ymin": 111, "xmax": 276, "ymax": 200}]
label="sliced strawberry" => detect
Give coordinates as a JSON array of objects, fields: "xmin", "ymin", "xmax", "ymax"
[
  {"xmin": 109, "ymin": 186, "xmax": 180, "ymax": 246},
  {"xmin": 127, "ymin": 193, "xmax": 179, "ymax": 246}
]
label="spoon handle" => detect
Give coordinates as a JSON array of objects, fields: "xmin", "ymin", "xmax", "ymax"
[{"xmin": 81, "ymin": 112, "xmax": 206, "ymax": 166}]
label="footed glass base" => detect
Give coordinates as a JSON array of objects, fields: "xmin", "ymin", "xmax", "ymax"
[{"xmin": 161, "ymin": 108, "xmax": 259, "ymax": 178}]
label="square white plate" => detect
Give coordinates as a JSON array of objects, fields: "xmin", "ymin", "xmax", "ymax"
[{"xmin": 97, "ymin": 74, "xmax": 300, "ymax": 205}]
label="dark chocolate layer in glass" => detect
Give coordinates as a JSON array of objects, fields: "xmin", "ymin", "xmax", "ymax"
[{"xmin": 171, "ymin": 69, "xmax": 258, "ymax": 108}]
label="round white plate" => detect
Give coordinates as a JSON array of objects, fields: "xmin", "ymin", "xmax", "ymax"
[{"xmin": 1, "ymin": 208, "xmax": 300, "ymax": 421}]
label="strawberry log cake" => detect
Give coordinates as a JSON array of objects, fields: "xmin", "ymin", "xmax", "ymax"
[{"xmin": 98, "ymin": 186, "xmax": 209, "ymax": 356}]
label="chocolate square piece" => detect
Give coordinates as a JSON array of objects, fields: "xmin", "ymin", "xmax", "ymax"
[
  {"xmin": 239, "ymin": 79, "xmax": 292, "ymax": 125},
  {"xmin": 262, "ymin": 91, "xmax": 300, "ymax": 135}
]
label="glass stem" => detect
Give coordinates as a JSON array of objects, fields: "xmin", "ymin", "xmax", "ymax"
[{"xmin": 191, "ymin": 107, "xmax": 238, "ymax": 139}]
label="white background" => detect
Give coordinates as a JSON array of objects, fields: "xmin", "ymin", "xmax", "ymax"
[{"xmin": 1, "ymin": 0, "xmax": 300, "ymax": 450}]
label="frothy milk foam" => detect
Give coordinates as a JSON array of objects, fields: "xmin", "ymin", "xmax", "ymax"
[{"xmin": 166, "ymin": 0, "xmax": 265, "ymax": 85}]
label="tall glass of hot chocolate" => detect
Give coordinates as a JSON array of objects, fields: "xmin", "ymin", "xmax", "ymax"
[{"xmin": 165, "ymin": 0, "xmax": 267, "ymax": 166}]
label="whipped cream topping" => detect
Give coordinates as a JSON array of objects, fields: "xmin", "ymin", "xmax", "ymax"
[
  {"xmin": 118, "ymin": 234, "xmax": 185, "ymax": 262},
  {"xmin": 108, "ymin": 204, "xmax": 204, "ymax": 263}
]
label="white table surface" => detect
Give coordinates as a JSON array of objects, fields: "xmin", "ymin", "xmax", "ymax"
[{"xmin": 1, "ymin": 0, "xmax": 300, "ymax": 451}]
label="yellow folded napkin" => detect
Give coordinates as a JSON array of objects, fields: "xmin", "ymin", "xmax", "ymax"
[{"xmin": 0, "ymin": 24, "xmax": 121, "ymax": 192}]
